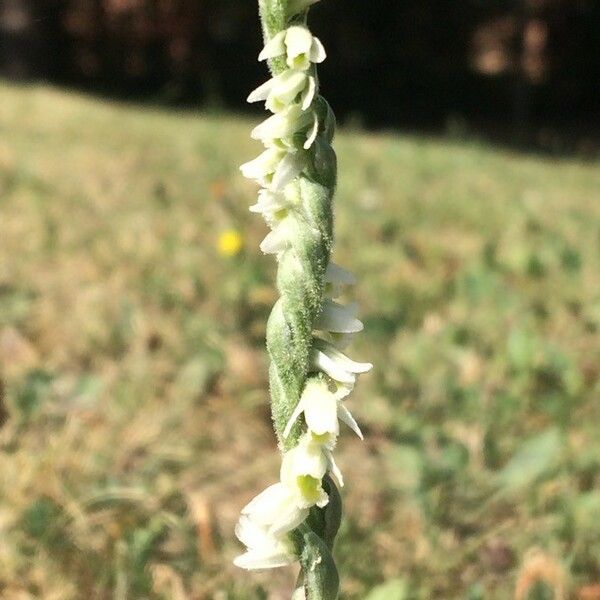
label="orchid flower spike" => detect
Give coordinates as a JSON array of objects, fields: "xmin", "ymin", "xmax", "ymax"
[{"xmin": 235, "ymin": 2, "xmax": 371, "ymax": 597}]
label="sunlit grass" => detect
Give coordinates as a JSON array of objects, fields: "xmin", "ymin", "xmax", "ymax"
[{"xmin": 0, "ymin": 82, "xmax": 599, "ymax": 599}]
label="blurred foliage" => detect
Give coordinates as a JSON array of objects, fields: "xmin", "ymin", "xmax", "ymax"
[
  {"xmin": 1, "ymin": 0, "xmax": 599, "ymax": 146},
  {"xmin": 0, "ymin": 83, "xmax": 599, "ymax": 598}
]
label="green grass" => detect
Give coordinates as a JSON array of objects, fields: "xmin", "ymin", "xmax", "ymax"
[{"xmin": 0, "ymin": 82, "xmax": 599, "ymax": 599}]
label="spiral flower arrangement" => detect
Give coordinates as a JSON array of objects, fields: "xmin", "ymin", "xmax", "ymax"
[{"xmin": 235, "ymin": 1, "xmax": 372, "ymax": 597}]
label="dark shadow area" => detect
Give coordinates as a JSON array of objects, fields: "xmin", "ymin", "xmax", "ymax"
[{"xmin": 1, "ymin": 0, "xmax": 599, "ymax": 156}]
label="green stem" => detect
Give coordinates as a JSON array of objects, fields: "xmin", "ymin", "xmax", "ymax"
[{"xmin": 255, "ymin": 2, "xmax": 340, "ymax": 598}]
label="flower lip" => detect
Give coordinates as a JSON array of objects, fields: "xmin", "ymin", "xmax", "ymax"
[{"xmin": 234, "ymin": 514, "xmax": 297, "ymax": 570}]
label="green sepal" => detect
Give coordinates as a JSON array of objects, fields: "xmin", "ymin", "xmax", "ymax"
[
  {"xmin": 306, "ymin": 138, "xmax": 337, "ymax": 192},
  {"xmin": 300, "ymin": 531, "xmax": 340, "ymax": 600},
  {"xmin": 299, "ymin": 177, "xmax": 334, "ymax": 254},
  {"xmin": 314, "ymin": 96, "xmax": 337, "ymax": 144},
  {"xmin": 305, "ymin": 475, "xmax": 342, "ymax": 549}
]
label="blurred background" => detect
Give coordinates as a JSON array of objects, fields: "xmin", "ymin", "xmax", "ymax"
[
  {"xmin": 1, "ymin": 0, "xmax": 599, "ymax": 149},
  {"xmin": 0, "ymin": 1, "xmax": 599, "ymax": 599}
]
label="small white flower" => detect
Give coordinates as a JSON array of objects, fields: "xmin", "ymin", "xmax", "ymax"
[
  {"xmin": 258, "ymin": 30, "xmax": 287, "ymax": 62},
  {"xmin": 271, "ymin": 152, "xmax": 305, "ymax": 190},
  {"xmin": 260, "ymin": 221, "xmax": 290, "ymax": 255},
  {"xmin": 311, "ymin": 339, "xmax": 372, "ymax": 385},
  {"xmin": 251, "ymin": 104, "xmax": 314, "ymax": 147},
  {"xmin": 240, "ymin": 148, "xmax": 305, "ymax": 190},
  {"xmin": 283, "ymin": 378, "xmax": 363, "ymax": 442},
  {"xmin": 285, "ymin": 26, "xmax": 326, "ymax": 70},
  {"xmin": 259, "ymin": 26, "xmax": 326, "ymax": 71},
  {"xmin": 249, "ymin": 188, "xmax": 286, "ymax": 215},
  {"xmin": 248, "ymin": 70, "xmax": 316, "ymax": 113},
  {"xmin": 250, "ymin": 189, "xmax": 288, "ymax": 227},
  {"xmin": 234, "ymin": 514, "xmax": 297, "ymax": 570},
  {"xmin": 241, "ymin": 482, "xmax": 309, "ymax": 536},
  {"xmin": 240, "ymin": 147, "xmax": 286, "ymax": 185},
  {"xmin": 315, "ymin": 299, "xmax": 364, "ymax": 333},
  {"xmin": 280, "ymin": 435, "xmax": 329, "ymax": 509}
]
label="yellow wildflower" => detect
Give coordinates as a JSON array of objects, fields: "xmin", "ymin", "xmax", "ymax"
[{"xmin": 218, "ymin": 230, "xmax": 243, "ymax": 257}]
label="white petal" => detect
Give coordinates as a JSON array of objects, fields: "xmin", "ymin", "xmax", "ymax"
[
  {"xmin": 310, "ymin": 37, "xmax": 327, "ymax": 63},
  {"xmin": 271, "ymin": 152, "xmax": 303, "ymax": 190},
  {"xmin": 258, "ymin": 31, "xmax": 286, "ymax": 61},
  {"xmin": 247, "ymin": 78, "xmax": 275, "ymax": 103},
  {"xmin": 249, "ymin": 189, "xmax": 286, "ymax": 214},
  {"xmin": 303, "ymin": 385, "xmax": 339, "ymax": 436},
  {"xmin": 285, "ymin": 26, "xmax": 314, "ymax": 70},
  {"xmin": 304, "ymin": 112, "xmax": 319, "ymax": 150},
  {"xmin": 301, "ymin": 75, "xmax": 317, "ymax": 110},
  {"xmin": 269, "ymin": 505, "xmax": 309, "ymax": 537},
  {"xmin": 337, "ymin": 403, "xmax": 363, "ymax": 440},
  {"xmin": 266, "ymin": 70, "xmax": 308, "ymax": 112},
  {"xmin": 325, "ymin": 262, "xmax": 356, "ymax": 286},
  {"xmin": 315, "ymin": 300, "xmax": 364, "ymax": 333},
  {"xmin": 312, "ymin": 349, "xmax": 356, "ymax": 384},
  {"xmin": 283, "ymin": 397, "xmax": 307, "ymax": 438},
  {"xmin": 281, "ymin": 437, "xmax": 328, "ymax": 482},
  {"xmin": 315, "ymin": 339, "xmax": 373, "ymax": 376},
  {"xmin": 251, "ymin": 112, "xmax": 290, "ymax": 141},
  {"xmin": 252, "ymin": 105, "xmax": 312, "ymax": 143},
  {"xmin": 260, "ymin": 225, "xmax": 289, "ymax": 254},
  {"xmin": 240, "ymin": 148, "xmax": 283, "ymax": 182},
  {"xmin": 234, "ymin": 549, "xmax": 296, "ymax": 570},
  {"xmin": 235, "ymin": 515, "xmax": 266, "ymax": 547},
  {"xmin": 285, "ymin": 27, "xmax": 313, "ymax": 58},
  {"xmin": 241, "ymin": 484, "xmax": 308, "ymax": 537},
  {"xmin": 325, "ymin": 449, "xmax": 344, "ymax": 487},
  {"xmin": 242, "ymin": 483, "xmax": 290, "ymax": 519}
]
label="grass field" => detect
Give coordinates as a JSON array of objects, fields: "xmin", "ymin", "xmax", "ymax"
[{"xmin": 0, "ymin": 82, "xmax": 599, "ymax": 599}]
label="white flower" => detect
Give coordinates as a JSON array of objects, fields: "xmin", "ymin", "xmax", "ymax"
[
  {"xmin": 241, "ymin": 482, "xmax": 309, "ymax": 536},
  {"xmin": 272, "ymin": 152, "xmax": 306, "ymax": 190},
  {"xmin": 284, "ymin": 26, "xmax": 326, "ymax": 70},
  {"xmin": 280, "ymin": 435, "xmax": 329, "ymax": 509},
  {"xmin": 234, "ymin": 514, "xmax": 297, "ymax": 570},
  {"xmin": 249, "ymin": 188, "xmax": 286, "ymax": 214},
  {"xmin": 248, "ymin": 69, "xmax": 316, "ymax": 113},
  {"xmin": 249, "ymin": 189, "xmax": 288, "ymax": 227},
  {"xmin": 315, "ymin": 299, "xmax": 364, "ymax": 333},
  {"xmin": 283, "ymin": 378, "xmax": 363, "ymax": 443},
  {"xmin": 240, "ymin": 148, "xmax": 305, "ymax": 190},
  {"xmin": 240, "ymin": 147, "xmax": 285, "ymax": 185},
  {"xmin": 259, "ymin": 26, "xmax": 326, "ymax": 71},
  {"xmin": 251, "ymin": 104, "xmax": 315, "ymax": 148},
  {"xmin": 311, "ymin": 339, "xmax": 372, "ymax": 385},
  {"xmin": 260, "ymin": 220, "xmax": 290, "ymax": 255},
  {"xmin": 250, "ymin": 185, "xmax": 303, "ymax": 227}
]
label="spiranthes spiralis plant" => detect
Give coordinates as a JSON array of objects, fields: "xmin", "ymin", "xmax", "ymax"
[{"xmin": 235, "ymin": 1, "xmax": 372, "ymax": 598}]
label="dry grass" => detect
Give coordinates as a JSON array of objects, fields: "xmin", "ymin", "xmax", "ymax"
[{"xmin": 0, "ymin": 82, "xmax": 599, "ymax": 599}]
